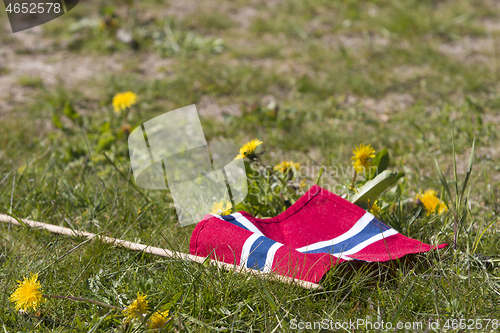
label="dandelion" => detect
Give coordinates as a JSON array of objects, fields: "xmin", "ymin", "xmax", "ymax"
[
  {"xmin": 123, "ymin": 292, "xmax": 149, "ymax": 320},
  {"xmin": 235, "ymin": 139, "xmax": 263, "ymax": 160},
  {"xmin": 351, "ymin": 144, "xmax": 376, "ymax": 174},
  {"xmin": 148, "ymin": 310, "xmax": 171, "ymax": 330},
  {"xmin": 369, "ymin": 200, "xmax": 381, "ymax": 218},
  {"xmin": 274, "ymin": 160, "xmax": 300, "ymax": 173},
  {"xmin": 9, "ymin": 273, "xmax": 45, "ymax": 312},
  {"xmin": 210, "ymin": 200, "xmax": 232, "ymax": 215},
  {"xmin": 416, "ymin": 189, "xmax": 448, "ymax": 215},
  {"xmin": 113, "ymin": 92, "xmax": 137, "ymax": 113}
]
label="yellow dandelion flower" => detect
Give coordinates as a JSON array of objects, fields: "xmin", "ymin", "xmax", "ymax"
[
  {"xmin": 235, "ymin": 139, "xmax": 263, "ymax": 160},
  {"xmin": 210, "ymin": 200, "xmax": 232, "ymax": 215},
  {"xmin": 416, "ymin": 189, "xmax": 448, "ymax": 216},
  {"xmin": 369, "ymin": 200, "xmax": 381, "ymax": 218},
  {"xmin": 112, "ymin": 92, "xmax": 137, "ymax": 113},
  {"xmin": 274, "ymin": 160, "xmax": 300, "ymax": 173},
  {"xmin": 351, "ymin": 144, "xmax": 376, "ymax": 174},
  {"xmin": 9, "ymin": 273, "xmax": 45, "ymax": 312},
  {"xmin": 148, "ymin": 310, "xmax": 171, "ymax": 330},
  {"xmin": 123, "ymin": 292, "xmax": 149, "ymax": 320}
]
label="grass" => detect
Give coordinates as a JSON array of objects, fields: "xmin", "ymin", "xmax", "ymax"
[
  {"xmin": 1, "ymin": 0, "xmax": 500, "ymax": 331},
  {"xmin": 17, "ymin": 76, "xmax": 45, "ymax": 89}
]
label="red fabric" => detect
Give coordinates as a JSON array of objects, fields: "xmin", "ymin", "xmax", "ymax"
[
  {"xmin": 190, "ymin": 215, "xmax": 337, "ymax": 282},
  {"xmin": 190, "ymin": 185, "xmax": 447, "ymax": 283}
]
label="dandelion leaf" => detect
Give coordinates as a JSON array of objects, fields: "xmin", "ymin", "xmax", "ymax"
[
  {"xmin": 369, "ymin": 148, "xmax": 389, "ymax": 179},
  {"xmin": 351, "ymin": 170, "xmax": 399, "ymax": 209}
]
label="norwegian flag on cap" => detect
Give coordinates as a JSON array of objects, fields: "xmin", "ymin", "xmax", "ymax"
[{"xmin": 190, "ymin": 185, "xmax": 447, "ymax": 283}]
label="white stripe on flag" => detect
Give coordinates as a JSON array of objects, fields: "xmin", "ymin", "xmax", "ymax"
[
  {"xmin": 332, "ymin": 228, "xmax": 399, "ymax": 257},
  {"xmin": 231, "ymin": 212, "xmax": 264, "ymax": 235},
  {"xmin": 295, "ymin": 212, "xmax": 374, "ymax": 253},
  {"xmin": 262, "ymin": 243, "xmax": 283, "ymax": 273},
  {"xmin": 239, "ymin": 233, "xmax": 261, "ymax": 268},
  {"xmin": 211, "ymin": 213, "xmax": 264, "ymax": 236}
]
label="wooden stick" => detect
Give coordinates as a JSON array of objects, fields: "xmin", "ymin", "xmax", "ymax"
[{"xmin": 0, "ymin": 214, "xmax": 322, "ymax": 290}]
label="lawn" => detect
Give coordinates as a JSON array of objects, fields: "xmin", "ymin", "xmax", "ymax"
[{"xmin": 1, "ymin": 0, "xmax": 500, "ymax": 331}]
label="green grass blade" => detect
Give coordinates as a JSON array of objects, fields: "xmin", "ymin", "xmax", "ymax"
[
  {"xmin": 261, "ymin": 283, "xmax": 278, "ymax": 312},
  {"xmin": 0, "ymin": 211, "xmax": 30, "ymax": 229},
  {"xmin": 434, "ymin": 154, "xmax": 459, "ymax": 249},
  {"xmin": 315, "ymin": 165, "xmax": 324, "ymax": 185},
  {"xmin": 433, "ymin": 155, "xmax": 457, "ymax": 219},
  {"xmin": 391, "ymin": 280, "xmax": 415, "ymax": 323},
  {"xmin": 460, "ymin": 139, "xmax": 475, "ymax": 205},
  {"xmin": 472, "ymin": 215, "xmax": 498, "ymax": 254},
  {"xmin": 452, "ymin": 124, "xmax": 458, "ymax": 208},
  {"xmin": 87, "ymin": 309, "xmax": 113, "ymax": 333}
]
